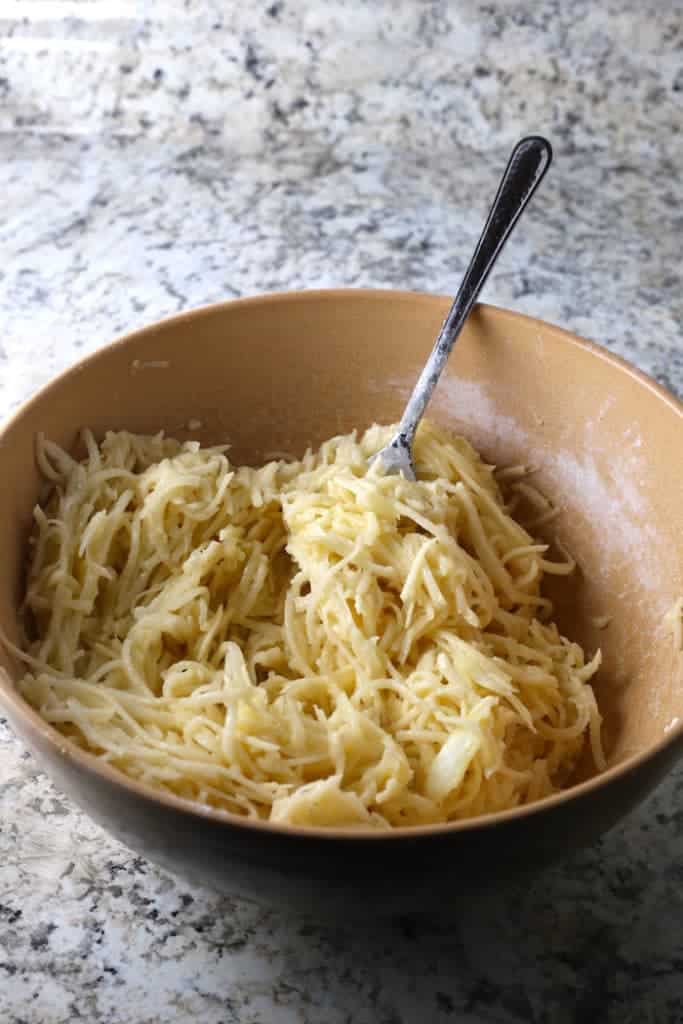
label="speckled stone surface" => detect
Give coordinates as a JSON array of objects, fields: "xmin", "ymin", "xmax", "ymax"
[{"xmin": 1, "ymin": 3, "xmax": 682, "ymax": 1022}]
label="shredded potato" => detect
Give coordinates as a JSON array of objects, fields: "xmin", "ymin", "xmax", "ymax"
[{"xmin": 12, "ymin": 421, "xmax": 604, "ymax": 828}]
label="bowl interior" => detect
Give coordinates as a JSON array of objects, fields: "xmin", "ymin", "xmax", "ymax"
[{"xmin": 1, "ymin": 292, "xmax": 681, "ymax": 788}]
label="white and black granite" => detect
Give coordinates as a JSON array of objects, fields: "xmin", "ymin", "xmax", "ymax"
[{"xmin": 1, "ymin": 2, "xmax": 682, "ymax": 1022}]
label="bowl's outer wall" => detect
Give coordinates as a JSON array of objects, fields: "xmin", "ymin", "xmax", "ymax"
[
  {"xmin": 3, "ymin": 694, "xmax": 682, "ymax": 916},
  {"xmin": 1, "ymin": 292, "xmax": 681, "ymax": 914}
]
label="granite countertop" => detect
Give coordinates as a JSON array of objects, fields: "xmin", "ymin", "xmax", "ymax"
[{"xmin": 1, "ymin": 2, "xmax": 682, "ymax": 1022}]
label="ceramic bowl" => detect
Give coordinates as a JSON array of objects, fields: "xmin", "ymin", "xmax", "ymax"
[{"xmin": 1, "ymin": 291, "xmax": 681, "ymax": 916}]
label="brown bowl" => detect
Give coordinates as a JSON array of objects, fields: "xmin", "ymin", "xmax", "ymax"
[{"xmin": 1, "ymin": 291, "xmax": 681, "ymax": 917}]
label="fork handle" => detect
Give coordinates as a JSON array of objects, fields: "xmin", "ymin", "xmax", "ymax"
[{"xmin": 396, "ymin": 135, "xmax": 552, "ymax": 447}]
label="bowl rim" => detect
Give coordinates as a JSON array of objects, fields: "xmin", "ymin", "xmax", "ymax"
[{"xmin": 1, "ymin": 288, "xmax": 681, "ymax": 841}]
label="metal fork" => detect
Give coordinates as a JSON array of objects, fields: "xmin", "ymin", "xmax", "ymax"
[{"xmin": 373, "ymin": 135, "xmax": 552, "ymax": 480}]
